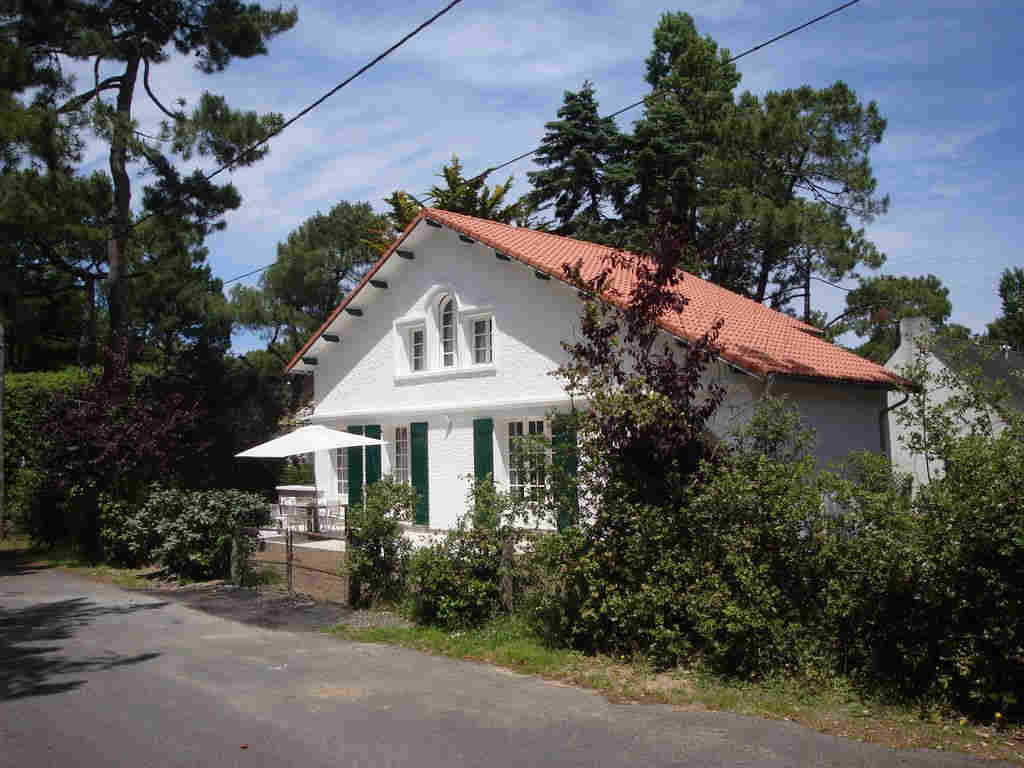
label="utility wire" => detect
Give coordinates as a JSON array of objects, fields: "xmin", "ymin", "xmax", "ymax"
[
  {"xmin": 222, "ymin": 264, "xmax": 275, "ymax": 286},
  {"xmin": 216, "ymin": 0, "xmax": 862, "ymax": 288},
  {"xmin": 473, "ymin": 0, "xmax": 860, "ymax": 181},
  {"xmin": 122, "ymin": 0, "xmax": 466, "ymax": 240}
]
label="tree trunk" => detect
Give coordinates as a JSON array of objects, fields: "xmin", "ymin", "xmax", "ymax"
[
  {"xmin": 105, "ymin": 55, "xmax": 140, "ymax": 362},
  {"xmin": 803, "ymin": 257, "xmax": 812, "ymax": 324},
  {"xmin": 78, "ymin": 276, "xmax": 97, "ymax": 366}
]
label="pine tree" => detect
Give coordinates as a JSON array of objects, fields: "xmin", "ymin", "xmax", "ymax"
[
  {"xmin": 4, "ymin": 0, "xmax": 297, "ymax": 362},
  {"xmin": 526, "ymin": 81, "xmax": 621, "ymax": 236},
  {"xmin": 987, "ymin": 267, "xmax": 1024, "ymax": 352}
]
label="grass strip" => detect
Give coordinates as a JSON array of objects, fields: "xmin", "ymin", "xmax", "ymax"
[{"xmin": 332, "ymin": 615, "xmax": 1024, "ymax": 764}]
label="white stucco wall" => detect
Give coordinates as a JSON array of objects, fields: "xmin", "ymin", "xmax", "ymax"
[
  {"xmin": 306, "ymin": 223, "xmax": 889, "ymax": 527},
  {"xmin": 885, "ymin": 322, "xmax": 948, "ymax": 488},
  {"xmin": 884, "ymin": 317, "xmax": 1010, "ymax": 489},
  {"xmin": 772, "ymin": 378, "xmax": 887, "ymax": 469}
]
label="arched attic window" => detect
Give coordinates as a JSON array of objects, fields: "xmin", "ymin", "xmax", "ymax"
[{"xmin": 440, "ymin": 295, "xmax": 457, "ymax": 367}]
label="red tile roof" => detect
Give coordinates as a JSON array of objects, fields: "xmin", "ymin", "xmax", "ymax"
[{"xmin": 287, "ymin": 208, "xmax": 905, "ymax": 388}]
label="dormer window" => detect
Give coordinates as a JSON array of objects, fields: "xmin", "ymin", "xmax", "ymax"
[
  {"xmin": 440, "ymin": 296, "xmax": 456, "ymax": 367},
  {"xmin": 395, "ymin": 290, "xmax": 496, "ymax": 381}
]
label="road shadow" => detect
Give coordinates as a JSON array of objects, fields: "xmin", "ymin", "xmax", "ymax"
[
  {"xmin": 0, "ymin": 547, "xmax": 57, "ymax": 578},
  {"xmin": 152, "ymin": 584, "xmax": 353, "ymax": 633},
  {"xmin": 0, "ymin": 597, "xmax": 166, "ymax": 701}
]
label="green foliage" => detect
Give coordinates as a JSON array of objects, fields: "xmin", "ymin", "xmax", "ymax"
[
  {"xmin": 884, "ymin": 339, "xmax": 1024, "ymax": 714},
  {"xmin": 278, "ymin": 461, "xmax": 313, "ymax": 486},
  {"xmin": 518, "ymin": 13, "xmax": 890, "ymax": 320},
  {"xmin": 407, "ymin": 525, "xmax": 508, "ymax": 630},
  {"xmin": 98, "ymin": 491, "xmax": 162, "ymax": 567},
  {"xmin": 2, "ymin": 368, "xmax": 89, "ymax": 531},
  {"xmin": 407, "ymin": 481, "xmax": 539, "ymax": 629},
  {"xmin": 526, "ymin": 81, "xmax": 621, "ymax": 237},
  {"xmin": 231, "ymin": 200, "xmax": 391, "ymax": 363},
  {"xmin": 987, "ymin": 266, "xmax": 1024, "ymax": 353},
  {"xmin": 829, "ymin": 274, "xmax": 952, "ymax": 363},
  {"xmin": 2, "ymin": 0, "xmax": 296, "ymax": 363},
  {"xmin": 533, "ymin": 401, "xmax": 831, "ymax": 674},
  {"xmin": 387, "ymin": 155, "xmax": 519, "ymax": 230},
  {"xmin": 910, "ymin": 424, "xmax": 1023, "ymax": 715},
  {"xmin": 703, "ymin": 83, "xmax": 888, "ymax": 310},
  {"xmin": 345, "ymin": 477, "xmax": 415, "ymax": 607},
  {"xmin": 146, "ymin": 487, "xmax": 269, "ymax": 580}
]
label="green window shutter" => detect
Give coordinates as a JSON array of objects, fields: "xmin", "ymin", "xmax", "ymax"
[
  {"xmin": 347, "ymin": 425, "xmax": 364, "ymax": 507},
  {"xmin": 410, "ymin": 422, "xmax": 429, "ymax": 525},
  {"xmin": 473, "ymin": 418, "xmax": 494, "ymax": 483},
  {"xmin": 551, "ymin": 413, "xmax": 579, "ymax": 531},
  {"xmin": 364, "ymin": 424, "xmax": 382, "ymax": 486}
]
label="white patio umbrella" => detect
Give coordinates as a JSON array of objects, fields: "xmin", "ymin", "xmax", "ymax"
[{"xmin": 235, "ymin": 424, "xmax": 385, "ymax": 458}]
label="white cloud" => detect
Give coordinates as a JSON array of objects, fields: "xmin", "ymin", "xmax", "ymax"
[{"xmin": 43, "ymin": 0, "xmax": 1024, "ymax": 349}]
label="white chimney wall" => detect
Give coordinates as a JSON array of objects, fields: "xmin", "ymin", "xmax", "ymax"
[{"xmin": 899, "ymin": 316, "xmax": 935, "ymax": 348}]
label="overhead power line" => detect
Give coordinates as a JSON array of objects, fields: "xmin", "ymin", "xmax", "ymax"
[
  {"xmin": 123, "ymin": 0, "xmax": 467, "ymax": 240},
  {"xmin": 473, "ymin": 0, "xmax": 861, "ymax": 181},
  {"xmin": 216, "ymin": 0, "xmax": 863, "ymax": 288}
]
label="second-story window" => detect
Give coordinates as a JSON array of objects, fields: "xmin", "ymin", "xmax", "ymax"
[
  {"xmin": 473, "ymin": 317, "xmax": 492, "ymax": 364},
  {"xmin": 440, "ymin": 296, "xmax": 456, "ymax": 367},
  {"xmin": 410, "ymin": 327, "xmax": 425, "ymax": 371}
]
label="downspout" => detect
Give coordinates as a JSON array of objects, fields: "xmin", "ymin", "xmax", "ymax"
[{"xmin": 879, "ymin": 390, "xmax": 910, "ymax": 458}]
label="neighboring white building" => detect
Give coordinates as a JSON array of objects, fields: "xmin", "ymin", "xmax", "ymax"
[
  {"xmin": 287, "ymin": 209, "xmax": 907, "ymax": 531},
  {"xmin": 886, "ymin": 317, "xmax": 1024, "ymax": 488}
]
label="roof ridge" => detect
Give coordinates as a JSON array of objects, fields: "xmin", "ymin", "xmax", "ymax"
[
  {"xmin": 427, "ymin": 207, "xmax": 817, "ymax": 333},
  {"xmin": 289, "ymin": 207, "xmax": 905, "ymax": 388}
]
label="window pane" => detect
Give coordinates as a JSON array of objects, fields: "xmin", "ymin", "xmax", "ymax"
[
  {"xmin": 411, "ymin": 328, "xmax": 425, "ymax": 371},
  {"xmin": 473, "ymin": 318, "xmax": 492, "ymax": 364},
  {"xmin": 394, "ymin": 426, "xmax": 410, "ymax": 485},
  {"xmin": 441, "ymin": 298, "xmax": 455, "ymax": 367},
  {"xmin": 335, "ymin": 448, "xmax": 348, "ymax": 495},
  {"xmin": 509, "ymin": 420, "xmax": 547, "ymax": 499}
]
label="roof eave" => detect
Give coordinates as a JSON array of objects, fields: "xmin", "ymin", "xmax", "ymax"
[{"xmin": 284, "ymin": 210, "xmax": 429, "ymax": 373}]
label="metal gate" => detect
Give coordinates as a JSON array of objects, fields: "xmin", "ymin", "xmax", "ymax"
[{"xmin": 253, "ymin": 503, "xmax": 350, "ymax": 604}]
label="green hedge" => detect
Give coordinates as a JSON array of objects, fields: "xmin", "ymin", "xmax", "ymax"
[
  {"xmin": 98, "ymin": 487, "xmax": 269, "ymax": 579},
  {"xmin": 3, "ymin": 368, "xmax": 90, "ymax": 531}
]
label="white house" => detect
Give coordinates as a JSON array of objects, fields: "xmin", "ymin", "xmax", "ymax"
[
  {"xmin": 286, "ymin": 208, "xmax": 907, "ymax": 531},
  {"xmin": 886, "ymin": 316, "xmax": 1024, "ymax": 488}
]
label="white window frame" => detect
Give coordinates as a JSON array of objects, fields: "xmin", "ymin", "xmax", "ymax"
[
  {"xmin": 409, "ymin": 325, "xmax": 426, "ymax": 372},
  {"xmin": 439, "ymin": 295, "xmax": 457, "ymax": 368},
  {"xmin": 393, "ymin": 426, "xmax": 410, "ymax": 485},
  {"xmin": 508, "ymin": 418, "xmax": 549, "ymax": 499},
  {"xmin": 393, "ymin": 290, "xmax": 496, "ymax": 382},
  {"xmin": 334, "ymin": 448, "xmax": 349, "ymax": 498},
  {"xmin": 469, "ymin": 314, "xmax": 493, "ymax": 365}
]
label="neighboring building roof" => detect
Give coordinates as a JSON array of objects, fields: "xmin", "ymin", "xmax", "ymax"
[
  {"xmin": 287, "ymin": 208, "xmax": 907, "ymax": 388},
  {"xmin": 932, "ymin": 338, "xmax": 1024, "ymax": 413}
]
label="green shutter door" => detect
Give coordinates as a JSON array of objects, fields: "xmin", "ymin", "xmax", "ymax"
[
  {"xmin": 473, "ymin": 418, "xmax": 494, "ymax": 483},
  {"xmin": 410, "ymin": 422, "xmax": 429, "ymax": 525},
  {"xmin": 347, "ymin": 425, "xmax": 364, "ymax": 507},
  {"xmin": 552, "ymin": 414, "xmax": 579, "ymax": 531},
  {"xmin": 364, "ymin": 424, "xmax": 381, "ymax": 486}
]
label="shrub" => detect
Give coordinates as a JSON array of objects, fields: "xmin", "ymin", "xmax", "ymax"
[
  {"xmin": 682, "ymin": 454, "xmax": 832, "ymax": 676},
  {"xmin": 2, "ymin": 368, "xmax": 89, "ymax": 536},
  {"xmin": 345, "ymin": 477, "xmax": 415, "ymax": 607},
  {"xmin": 146, "ymin": 487, "xmax": 269, "ymax": 580},
  {"xmin": 909, "ymin": 426, "xmax": 1024, "ymax": 716},
  {"xmin": 533, "ymin": 398, "xmax": 835, "ymax": 675},
  {"xmin": 31, "ymin": 346, "xmax": 202, "ymax": 556},
  {"xmin": 408, "ymin": 525, "xmax": 508, "ymax": 629},
  {"xmin": 99, "ymin": 490, "xmax": 163, "ymax": 566}
]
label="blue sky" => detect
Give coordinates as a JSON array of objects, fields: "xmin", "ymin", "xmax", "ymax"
[{"xmin": 74, "ymin": 0, "xmax": 1023, "ymax": 354}]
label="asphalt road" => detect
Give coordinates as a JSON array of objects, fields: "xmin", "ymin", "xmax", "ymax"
[{"xmin": 0, "ymin": 564, "xmax": 1008, "ymax": 768}]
